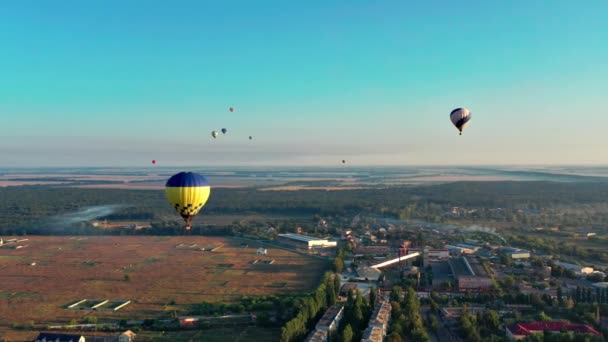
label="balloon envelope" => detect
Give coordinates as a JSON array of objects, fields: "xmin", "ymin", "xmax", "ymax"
[
  {"xmin": 229, "ymin": 107, "xmax": 234, "ymax": 112},
  {"xmin": 165, "ymin": 172, "xmax": 211, "ymax": 230},
  {"xmin": 211, "ymin": 131, "xmax": 219, "ymax": 138},
  {"xmin": 450, "ymin": 108, "xmax": 472, "ymax": 135},
  {"xmin": 221, "ymin": 128, "xmax": 227, "ymax": 134},
  {"xmin": 249, "ymin": 136, "xmax": 253, "ymax": 140},
  {"xmin": 152, "ymin": 160, "xmax": 156, "ymax": 164}
]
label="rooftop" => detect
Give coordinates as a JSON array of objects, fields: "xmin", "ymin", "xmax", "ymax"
[
  {"xmin": 369, "ymin": 301, "xmax": 391, "ymax": 326},
  {"xmin": 361, "ymin": 326, "xmax": 384, "ymax": 342},
  {"xmin": 501, "ymin": 247, "xmax": 530, "ymax": 254},
  {"xmin": 508, "ymin": 322, "xmax": 600, "ymax": 336},
  {"xmin": 305, "ymin": 329, "xmax": 328, "ymax": 342},
  {"xmin": 36, "ymin": 333, "xmax": 84, "ymax": 342},
  {"xmin": 340, "ymin": 283, "xmax": 358, "ymax": 295},
  {"xmin": 316, "ymin": 305, "xmax": 343, "ymax": 328},
  {"xmin": 556, "ymin": 261, "xmax": 592, "ymax": 270},
  {"xmin": 449, "ymin": 257, "xmax": 473, "ymax": 277},
  {"xmin": 278, "ymin": 233, "xmax": 328, "ymax": 242}
]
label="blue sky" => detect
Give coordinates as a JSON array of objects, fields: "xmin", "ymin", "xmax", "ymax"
[{"xmin": 1, "ymin": 1, "xmax": 607, "ymax": 166}]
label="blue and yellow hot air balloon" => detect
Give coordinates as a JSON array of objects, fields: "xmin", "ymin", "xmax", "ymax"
[{"xmin": 165, "ymin": 172, "xmax": 211, "ymax": 230}]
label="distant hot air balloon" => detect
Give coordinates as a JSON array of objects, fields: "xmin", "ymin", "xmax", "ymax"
[
  {"xmin": 152, "ymin": 160, "xmax": 157, "ymax": 165},
  {"xmin": 249, "ymin": 136, "xmax": 253, "ymax": 140},
  {"xmin": 211, "ymin": 131, "xmax": 219, "ymax": 139},
  {"xmin": 221, "ymin": 128, "xmax": 227, "ymax": 134},
  {"xmin": 450, "ymin": 108, "xmax": 472, "ymax": 135},
  {"xmin": 229, "ymin": 107, "xmax": 234, "ymax": 112},
  {"xmin": 165, "ymin": 172, "xmax": 211, "ymax": 230},
  {"xmin": 342, "ymin": 160, "xmax": 346, "ymax": 164}
]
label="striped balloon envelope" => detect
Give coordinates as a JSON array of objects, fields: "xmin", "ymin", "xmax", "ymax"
[
  {"xmin": 165, "ymin": 172, "xmax": 211, "ymax": 230},
  {"xmin": 450, "ymin": 108, "xmax": 472, "ymax": 135}
]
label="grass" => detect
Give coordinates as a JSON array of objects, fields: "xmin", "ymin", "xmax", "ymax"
[
  {"xmin": 138, "ymin": 327, "xmax": 280, "ymax": 342},
  {"xmin": 0, "ymin": 235, "xmax": 328, "ymax": 341},
  {"xmin": 0, "ymin": 291, "xmax": 32, "ymax": 299},
  {"xmin": 0, "ymin": 255, "xmax": 23, "ymax": 260}
]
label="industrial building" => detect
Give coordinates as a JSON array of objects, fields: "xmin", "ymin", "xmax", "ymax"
[
  {"xmin": 556, "ymin": 261, "xmax": 594, "ymax": 276},
  {"xmin": 277, "ymin": 234, "xmax": 337, "ymax": 250},
  {"xmin": 448, "ymin": 256, "xmax": 493, "ymax": 292},
  {"xmin": 500, "ymin": 247, "xmax": 530, "ymax": 259},
  {"xmin": 445, "ymin": 244, "xmax": 477, "ymax": 255}
]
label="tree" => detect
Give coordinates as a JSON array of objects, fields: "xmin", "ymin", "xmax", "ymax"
[
  {"xmin": 390, "ymin": 286, "xmax": 403, "ymax": 302},
  {"xmin": 334, "ymin": 275, "xmax": 342, "ymax": 297},
  {"xmin": 537, "ymin": 311, "xmax": 552, "ymax": 322},
  {"xmin": 369, "ymin": 287, "xmax": 377, "ymax": 308},
  {"xmin": 333, "ymin": 256, "xmax": 344, "ymax": 273},
  {"xmin": 428, "ymin": 314, "xmax": 439, "ymax": 332},
  {"xmin": 342, "ymin": 324, "xmax": 353, "ymax": 342},
  {"xmin": 482, "ymin": 310, "xmax": 500, "ymax": 331},
  {"xmin": 387, "ymin": 332, "xmax": 402, "ymax": 342}
]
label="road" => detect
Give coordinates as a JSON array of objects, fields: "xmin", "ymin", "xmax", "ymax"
[{"xmin": 421, "ymin": 305, "xmax": 461, "ymax": 342}]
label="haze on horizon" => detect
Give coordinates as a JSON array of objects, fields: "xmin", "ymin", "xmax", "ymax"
[{"xmin": 1, "ymin": 1, "xmax": 607, "ymax": 167}]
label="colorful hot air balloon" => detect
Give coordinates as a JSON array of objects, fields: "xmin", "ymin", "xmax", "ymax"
[
  {"xmin": 211, "ymin": 131, "xmax": 219, "ymax": 139},
  {"xmin": 165, "ymin": 172, "xmax": 211, "ymax": 230},
  {"xmin": 229, "ymin": 107, "xmax": 234, "ymax": 112},
  {"xmin": 450, "ymin": 108, "xmax": 472, "ymax": 135},
  {"xmin": 221, "ymin": 128, "xmax": 227, "ymax": 134},
  {"xmin": 152, "ymin": 160, "xmax": 156, "ymax": 165}
]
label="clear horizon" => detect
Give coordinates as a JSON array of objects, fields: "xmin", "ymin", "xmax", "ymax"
[{"xmin": 1, "ymin": 1, "xmax": 607, "ymax": 167}]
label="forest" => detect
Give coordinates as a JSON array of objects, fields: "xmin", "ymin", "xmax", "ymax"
[{"xmin": 2, "ymin": 181, "xmax": 608, "ymax": 236}]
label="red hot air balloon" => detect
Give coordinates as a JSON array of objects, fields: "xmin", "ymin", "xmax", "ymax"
[
  {"xmin": 152, "ymin": 160, "xmax": 157, "ymax": 165},
  {"xmin": 229, "ymin": 107, "xmax": 234, "ymax": 112}
]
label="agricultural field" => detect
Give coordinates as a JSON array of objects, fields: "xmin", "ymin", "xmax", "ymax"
[{"xmin": 0, "ymin": 236, "xmax": 327, "ymax": 340}]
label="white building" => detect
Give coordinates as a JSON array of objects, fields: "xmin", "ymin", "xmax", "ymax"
[
  {"xmin": 556, "ymin": 261, "xmax": 594, "ymax": 276},
  {"xmin": 277, "ymin": 234, "xmax": 337, "ymax": 250}
]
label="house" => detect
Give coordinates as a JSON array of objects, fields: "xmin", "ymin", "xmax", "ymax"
[
  {"xmin": 340, "ymin": 283, "xmax": 358, "ymax": 297},
  {"xmin": 35, "ymin": 333, "xmax": 86, "ymax": 342},
  {"xmin": 506, "ymin": 322, "xmax": 600, "ymax": 339},
  {"xmin": 119, "ymin": 330, "xmax": 136, "ymax": 342},
  {"xmin": 256, "ymin": 248, "xmax": 268, "ymax": 255}
]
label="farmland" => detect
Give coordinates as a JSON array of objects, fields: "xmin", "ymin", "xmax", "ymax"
[{"xmin": 0, "ymin": 236, "xmax": 327, "ymax": 339}]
